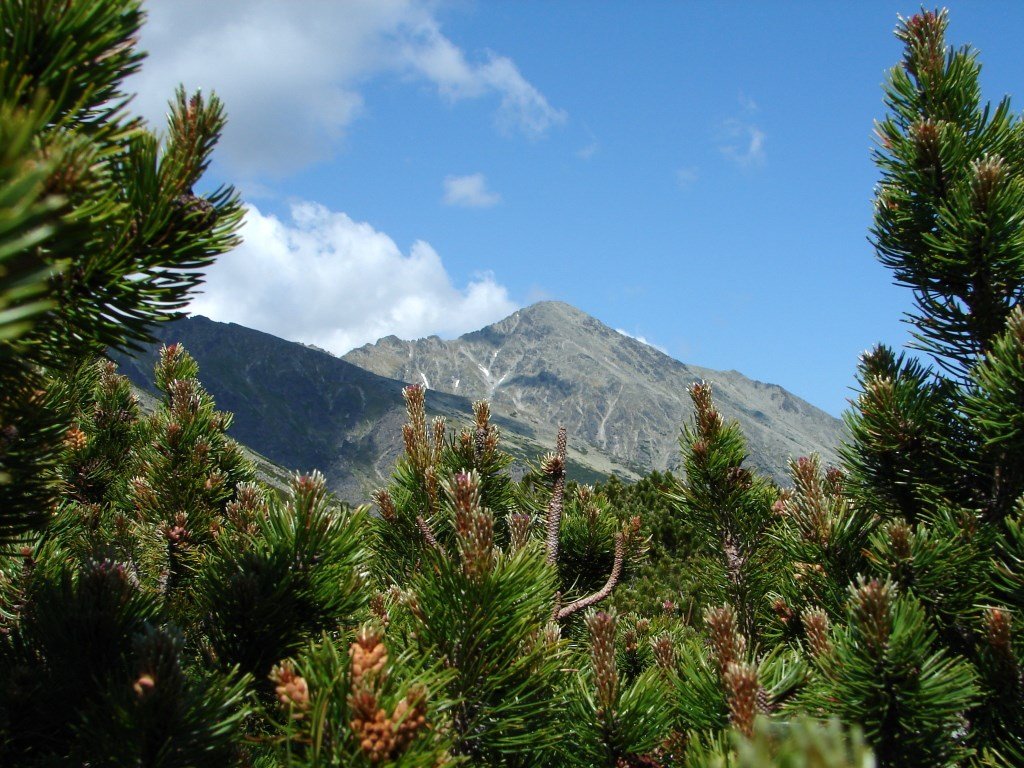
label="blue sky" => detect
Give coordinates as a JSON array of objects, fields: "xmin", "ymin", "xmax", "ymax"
[{"xmin": 132, "ymin": 1, "xmax": 1024, "ymax": 416}]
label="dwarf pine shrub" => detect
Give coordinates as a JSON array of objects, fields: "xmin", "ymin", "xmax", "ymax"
[{"xmin": 1, "ymin": 3, "xmax": 1021, "ymax": 767}]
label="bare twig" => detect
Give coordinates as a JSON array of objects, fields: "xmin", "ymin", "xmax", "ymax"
[{"xmin": 557, "ymin": 532, "xmax": 624, "ymax": 620}]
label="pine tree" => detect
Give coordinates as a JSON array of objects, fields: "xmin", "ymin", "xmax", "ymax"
[
  {"xmin": 365, "ymin": 387, "xmax": 649, "ymax": 766},
  {"xmin": 664, "ymin": 381, "xmax": 779, "ymax": 643},
  {"xmin": 0, "ymin": 0, "xmax": 242, "ymax": 544},
  {"xmin": 0, "ymin": 2, "xmax": 252, "ymax": 763},
  {"xmin": 841, "ymin": 9, "xmax": 1024, "ymax": 762},
  {"xmin": 567, "ymin": 609, "xmax": 674, "ymax": 767},
  {"xmin": 798, "ymin": 578, "xmax": 977, "ymax": 766},
  {"xmin": 197, "ymin": 468, "xmax": 368, "ymax": 683},
  {"xmin": 861, "ymin": 8, "xmax": 1024, "ymax": 521},
  {"xmin": 649, "ymin": 15, "xmax": 1024, "ymax": 765}
]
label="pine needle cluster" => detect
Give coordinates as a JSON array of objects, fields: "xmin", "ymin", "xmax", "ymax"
[{"xmin": 1, "ymin": 3, "xmax": 1023, "ymax": 767}]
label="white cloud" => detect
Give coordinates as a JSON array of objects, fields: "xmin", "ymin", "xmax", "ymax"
[
  {"xmin": 615, "ymin": 328, "xmax": 668, "ymax": 355},
  {"xmin": 443, "ymin": 173, "xmax": 501, "ymax": 208},
  {"xmin": 577, "ymin": 140, "xmax": 599, "ymax": 160},
  {"xmin": 719, "ymin": 119, "xmax": 766, "ymax": 168},
  {"xmin": 188, "ymin": 201, "xmax": 518, "ymax": 353},
  {"xmin": 398, "ymin": 22, "xmax": 566, "ymax": 137},
  {"xmin": 676, "ymin": 166, "xmax": 699, "ymax": 187},
  {"xmin": 131, "ymin": 0, "xmax": 564, "ymax": 176},
  {"xmin": 717, "ymin": 92, "xmax": 766, "ymax": 168},
  {"xmin": 738, "ymin": 92, "xmax": 758, "ymax": 113}
]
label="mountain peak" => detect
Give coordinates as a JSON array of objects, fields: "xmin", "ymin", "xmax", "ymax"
[
  {"xmin": 508, "ymin": 301, "xmax": 593, "ymax": 326},
  {"xmin": 517, "ymin": 300, "xmax": 587, "ymax": 319},
  {"xmin": 344, "ymin": 301, "xmax": 844, "ymax": 483},
  {"xmin": 465, "ymin": 300, "xmax": 604, "ymax": 343}
]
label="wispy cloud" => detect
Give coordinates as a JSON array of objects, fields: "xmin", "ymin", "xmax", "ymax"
[
  {"xmin": 719, "ymin": 121, "xmax": 766, "ymax": 167},
  {"xmin": 576, "ymin": 127, "xmax": 600, "ymax": 160},
  {"xmin": 615, "ymin": 328, "xmax": 668, "ymax": 355},
  {"xmin": 188, "ymin": 202, "xmax": 518, "ymax": 354},
  {"xmin": 131, "ymin": 1, "xmax": 565, "ymax": 177},
  {"xmin": 738, "ymin": 91, "xmax": 758, "ymax": 113},
  {"xmin": 718, "ymin": 93, "xmax": 766, "ymax": 168},
  {"xmin": 676, "ymin": 166, "xmax": 699, "ymax": 187},
  {"xmin": 443, "ymin": 173, "xmax": 501, "ymax": 208},
  {"xmin": 577, "ymin": 140, "xmax": 599, "ymax": 160},
  {"xmin": 400, "ymin": 22, "xmax": 566, "ymax": 137}
]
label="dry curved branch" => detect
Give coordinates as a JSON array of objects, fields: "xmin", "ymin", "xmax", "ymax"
[
  {"xmin": 557, "ymin": 532, "xmax": 624, "ymax": 621},
  {"xmin": 550, "ymin": 591, "xmax": 562, "ymax": 623}
]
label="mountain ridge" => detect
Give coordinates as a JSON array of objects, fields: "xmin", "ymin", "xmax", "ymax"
[
  {"xmin": 343, "ymin": 300, "xmax": 844, "ymax": 483},
  {"xmin": 115, "ymin": 302, "xmax": 845, "ymax": 502},
  {"xmin": 113, "ymin": 315, "xmax": 620, "ymax": 502}
]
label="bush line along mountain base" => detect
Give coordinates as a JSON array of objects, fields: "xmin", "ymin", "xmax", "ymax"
[
  {"xmin": 1, "ymin": 4, "xmax": 1023, "ymax": 767},
  {"xmin": 114, "ymin": 302, "xmax": 844, "ymax": 504}
]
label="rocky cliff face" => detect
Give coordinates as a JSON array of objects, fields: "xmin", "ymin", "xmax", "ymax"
[
  {"xmin": 117, "ymin": 302, "xmax": 845, "ymax": 503},
  {"xmin": 343, "ymin": 301, "xmax": 845, "ymax": 482}
]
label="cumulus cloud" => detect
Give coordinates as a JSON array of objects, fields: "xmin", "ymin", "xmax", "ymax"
[
  {"xmin": 442, "ymin": 173, "xmax": 501, "ymax": 208},
  {"xmin": 131, "ymin": 0, "xmax": 564, "ymax": 177},
  {"xmin": 188, "ymin": 201, "xmax": 519, "ymax": 353}
]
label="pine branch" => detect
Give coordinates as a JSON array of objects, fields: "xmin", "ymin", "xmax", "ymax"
[
  {"xmin": 544, "ymin": 426, "xmax": 567, "ymax": 567},
  {"xmin": 415, "ymin": 514, "xmax": 445, "ymax": 556},
  {"xmin": 558, "ymin": 532, "xmax": 624, "ymax": 620}
]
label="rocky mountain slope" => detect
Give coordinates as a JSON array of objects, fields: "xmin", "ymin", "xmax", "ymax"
[
  {"xmin": 116, "ymin": 303, "xmax": 845, "ymax": 503},
  {"xmin": 113, "ymin": 317, "xmax": 618, "ymax": 503},
  {"xmin": 344, "ymin": 301, "xmax": 845, "ymax": 483}
]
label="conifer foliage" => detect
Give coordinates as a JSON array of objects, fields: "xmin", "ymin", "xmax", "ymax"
[
  {"xmin": 652, "ymin": 9, "xmax": 1024, "ymax": 766},
  {"xmin": 2, "ymin": 2, "xmax": 1024, "ymax": 767},
  {"xmin": 0, "ymin": 0, "xmax": 242, "ymax": 544}
]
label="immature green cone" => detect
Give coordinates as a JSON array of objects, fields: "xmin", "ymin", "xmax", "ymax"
[
  {"xmin": 850, "ymin": 579, "xmax": 892, "ymax": 656},
  {"xmin": 983, "ymin": 607, "xmax": 1014, "ymax": 665},
  {"xmin": 507, "ymin": 512, "xmax": 532, "ymax": 553},
  {"xmin": 802, "ymin": 607, "xmax": 832, "ymax": 659},
  {"xmin": 652, "ymin": 633, "xmax": 676, "ymax": 671},
  {"xmin": 898, "ymin": 8, "xmax": 946, "ymax": 79},
  {"xmin": 451, "ymin": 471, "xmax": 494, "ymax": 580}
]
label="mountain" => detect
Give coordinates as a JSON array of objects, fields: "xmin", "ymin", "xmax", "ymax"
[
  {"xmin": 115, "ymin": 302, "xmax": 845, "ymax": 504},
  {"xmin": 112, "ymin": 316, "xmax": 615, "ymax": 503},
  {"xmin": 343, "ymin": 301, "xmax": 845, "ymax": 483}
]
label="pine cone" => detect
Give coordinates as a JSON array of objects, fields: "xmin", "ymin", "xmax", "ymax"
[
  {"xmin": 63, "ymin": 425, "xmax": 88, "ymax": 452},
  {"xmin": 724, "ymin": 662, "xmax": 761, "ymax": 738},
  {"xmin": 269, "ymin": 661, "xmax": 310, "ymax": 717},
  {"xmin": 350, "ymin": 628, "xmax": 388, "ymax": 686}
]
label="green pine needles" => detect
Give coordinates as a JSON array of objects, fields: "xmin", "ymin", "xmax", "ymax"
[{"xmin": 2, "ymin": 2, "xmax": 1024, "ymax": 766}]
